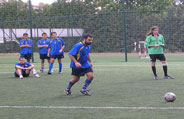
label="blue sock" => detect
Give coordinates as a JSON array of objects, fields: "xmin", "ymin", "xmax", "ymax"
[
  {"xmin": 49, "ymin": 63, "xmax": 53, "ymax": 72},
  {"xmin": 82, "ymin": 79, "xmax": 92, "ymax": 90},
  {"xmin": 66, "ymin": 81, "xmax": 74, "ymax": 90},
  {"xmin": 40, "ymin": 67, "xmax": 44, "ymax": 71},
  {"xmin": 59, "ymin": 63, "xmax": 62, "ymax": 72}
]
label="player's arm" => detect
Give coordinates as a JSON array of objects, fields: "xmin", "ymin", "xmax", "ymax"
[
  {"xmin": 47, "ymin": 48, "xmax": 51, "ymax": 57},
  {"xmin": 68, "ymin": 54, "xmax": 81, "ymax": 68},
  {"xmin": 59, "ymin": 45, "xmax": 65, "ymax": 53},
  {"xmin": 15, "ymin": 65, "xmax": 26, "ymax": 70},
  {"xmin": 59, "ymin": 40, "xmax": 65, "ymax": 53},
  {"xmin": 26, "ymin": 64, "xmax": 34, "ymax": 70},
  {"xmin": 159, "ymin": 35, "xmax": 165, "ymax": 47}
]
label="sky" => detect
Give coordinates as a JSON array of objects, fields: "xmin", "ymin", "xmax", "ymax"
[{"xmin": 21, "ymin": 0, "xmax": 57, "ymax": 5}]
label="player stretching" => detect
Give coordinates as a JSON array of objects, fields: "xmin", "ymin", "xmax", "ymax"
[
  {"xmin": 37, "ymin": 33, "xmax": 50, "ymax": 72},
  {"xmin": 145, "ymin": 26, "xmax": 174, "ymax": 80},
  {"xmin": 14, "ymin": 57, "xmax": 40, "ymax": 79},
  {"xmin": 19, "ymin": 33, "xmax": 32, "ymax": 63},
  {"xmin": 47, "ymin": 32, "xmax": 65, "ymax": 74},
  {"xmin": 65, "ymin": 34, "xmax": 94, "ymax": 96}
]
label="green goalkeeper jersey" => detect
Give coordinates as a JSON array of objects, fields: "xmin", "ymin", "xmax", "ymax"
[{"xmin": 145, "ymin": 34, "xmax": 165, "ymax": 54}]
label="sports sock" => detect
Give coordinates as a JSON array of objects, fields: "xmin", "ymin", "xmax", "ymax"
[
  {"xmin": 82, "ymin": 79, "xmax": 92, "ymax": 90},
  {"xmin": 66, "ymin": 81, "xmax": 74, "ymax": 90},
  {"xmin": 152, "ymin": 66, "xmax": 157, "ymax": 76},
  {"xmin": 49, "ymin": 63, "xmax": 53, "ymax": 72},
  {"xmin": 59, "ymin": 63, "xmax": 62, "ymax": 72},
  {"xmin": 32, "ymin": 68, "xmax": 37, "ymax": 75},
  {"xmin": 163, "ymin": 65, "xmax": 168, "ymax": 76}
]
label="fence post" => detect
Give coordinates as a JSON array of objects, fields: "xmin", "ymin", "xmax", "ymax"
[
  {"xmin": 121, "ymin": 0, "xmax": 128, "ymax": 62},
  {"xmin": 29, "ymin": 0, "xmax": 34, "ymax": 62},
  {"xmin": 134, "ymin": 9, "xmax": 138, "ymax": 53},
  {"xmin": 167, "ymin": 8, "xmax": 171, "ymax": 52},
  {"xmin": 103, "ymin": 11, "xmax": 107, "ymax": 52}
]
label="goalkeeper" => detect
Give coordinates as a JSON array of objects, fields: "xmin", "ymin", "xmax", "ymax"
[{"xmin": 145, "ymin": 26, "xmax": 174, "ymax": 80}]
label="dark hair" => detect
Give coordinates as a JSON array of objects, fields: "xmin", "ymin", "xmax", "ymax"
[
  {"xmin": 146, "ymin": 26, "xmax": 159, "ymax": 36},
  {"xmin": 51, "ymin": 32, "xmax": 57, "ymax": 36},
  {"xmin": 19, "ymin": 56, "xmax": 25, "ymax": 60},
  {"xmin": 42, "ymin": 32, "xmax": 47, "ymax": 36},
  {"xmin": 83, "ymin": 34, "xmax": 93, "ymax": 39},
  {"xmin": 23, "ymin": 33, "xmax": 28, "ymax": 36}
]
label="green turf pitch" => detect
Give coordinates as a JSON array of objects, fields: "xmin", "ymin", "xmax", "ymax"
[{"xmin": 0, "ymin": 53, "xmax": 184, "ymax": 119}]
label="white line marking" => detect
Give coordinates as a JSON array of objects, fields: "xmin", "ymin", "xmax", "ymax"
[{"xmin": 0, "ymin": 106, "xmax": 183, "ymax": 110}]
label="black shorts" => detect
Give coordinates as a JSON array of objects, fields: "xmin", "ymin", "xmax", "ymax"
[
  {"xmin": 72, "ymin": 67, "xmax": 93, "ymax": 77},
  {"xmin": 14, "ymin": 71, "xmax": 30, "ymax": 77},
  {"xmin": 50, "ymin": 54, "xmax": 64, "ymax": 59},
  {"xmin": 40, "ymin": 54, "xmax": 50, "ymax": 59},
  {"xmin": 21, "ymin": 53, "xmax": 32, "ymax": 60},
  {"xmin": 149, "ymin": 54, "xmax": 166, "ymax": 62}
]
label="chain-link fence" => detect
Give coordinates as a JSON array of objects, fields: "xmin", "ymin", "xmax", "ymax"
[{"xmin": 0, "ymin": 0, "xmax": 184, "ymax": 53}]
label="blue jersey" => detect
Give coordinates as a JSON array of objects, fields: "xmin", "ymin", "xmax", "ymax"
[
  {"xmin": 48, "ymin": 38, "xmax": 65, "ymax": 55},
  {"xmin": 19, "ymin": 39, "xmax": 33, "ymax": 54},
  {"xmin": 69, "ymin": 42, "xmax": 91, "ymax": 69},
  {"xmin": 37, "ymin": 39, "xmax": 50, "ymax": 54},
  {"xmin": 15, "ymin": 62, "xmax": 31, "ymax": 71}
]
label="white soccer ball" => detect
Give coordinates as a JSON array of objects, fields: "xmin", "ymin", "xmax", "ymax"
[{"xmin": 164, "ymin": 92, "xmax": 176, "ymax": 102}]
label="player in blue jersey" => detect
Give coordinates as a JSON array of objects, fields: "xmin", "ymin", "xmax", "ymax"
[
  {"xmin": 37, "ymin": 33, "xmax": 50, "ymax": 72},
  {"xmin": 19, "ymin": 33, "xmax": 33, "ymax": 63},
  {"xmin": 64, "ymin": 34, "xmax": 94, "ymax": 96},
  {"xmin": 47, "ymin": 32, "xmax": 65, "ymax": 74},
  {"xmin": 14, "ymin": 57, "xmax": 40, "ymax": 79}
]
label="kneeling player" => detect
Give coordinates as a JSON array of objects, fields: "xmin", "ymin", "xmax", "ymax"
[
  {"xmin": 14, "ymin": 57, "xmax": 40, "ymax": 79},
  {"xmin": 65, "ymin": 34, "xmax": 94, "ymax": 96}
]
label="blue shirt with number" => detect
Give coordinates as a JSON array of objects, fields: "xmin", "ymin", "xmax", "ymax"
[
  {"xmin": 69, "ymin": 42, "xmax": 91, "ymax": 69},
  {"xmin": 37, "ymin": 39, "xmax": 50, "ymax": 54},
  {"xmin": 19, "ymin": 39, "xmax": 33, "ymax": 54},
  {"xmin": 48, "ymin": 38, "xmax": 65, "ymax": 55},
  {"xmin": 15, "ymin": 62, "xmax": 31, "ymax": 71}
]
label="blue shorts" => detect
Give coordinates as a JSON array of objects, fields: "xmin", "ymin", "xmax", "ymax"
[
  {"xmin": 50, "ymin": 54, "xmax": 64, "ymax": 59},
  {"xmin": 71, "ymin": 67, "xmax": 93, "ymax": 77}
]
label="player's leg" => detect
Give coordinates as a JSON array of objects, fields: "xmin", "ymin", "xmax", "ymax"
[
  {"xmin": 40, "ymin": 59, "xmax": 45, "ymax": 72},
  {"xmin": 39, "ymin": 54, "xmax": 45, "ymax": 72},
  {"xmin": 26, "ymin": 54, "xmax": 32, "ymax": 63},
  {"xmin": 65, "ymin": 76, "xmax": 80, "ymax": 95},
  {"xmin": 80, "ymin": 68, "xmax": 94, "ymax": 96},
  {"xmin": 58, "ymin": 54, "xmax": 64, "ymax": 73},
  {"xmin": 15, "ymin": 68, "xmax": 23, "ymax": 79},
  {"xmin": 28, "ymin": 66, "xmax": 40, "ymax": 78},
  {"xmin": 65, "ymin": 68, "xmax": 81, "ymax": 95},
  {"xmin": 58, "ymin": 58, "xmax": 62, "ymax": 73},
  {"xmin": 159, "ymin": 54, "xmax": 174, "ymax": 79},
  {"xmin": 150, "ymin": 54, "xmax": 158, "ymax": 80},
  {"xmin": 48, "ymin": 56, "xmax": 55, "ymax": 74}
]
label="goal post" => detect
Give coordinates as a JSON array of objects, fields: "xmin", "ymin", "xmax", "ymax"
[{"xmin": 134, "ymin": 41, "xmax": 150, "ymax": 59}]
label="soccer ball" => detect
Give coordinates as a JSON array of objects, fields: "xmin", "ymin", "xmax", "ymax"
[{"xmin": 164, "ymin": 92, "xmax": 176, "ymax": 102}]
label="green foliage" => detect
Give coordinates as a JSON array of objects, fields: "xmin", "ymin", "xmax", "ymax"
[{"xmin": 0, "ymin": 0, "xmax": 183, "ymax": 53}]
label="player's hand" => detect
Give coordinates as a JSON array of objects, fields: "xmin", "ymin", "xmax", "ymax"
[
  {"xmin": 59, "ymin": 49, "xmax": 63, "ymax": 53},
  {"xmin": 75, "ymin": 62, "xmax": 81, "ymax": 68},
  {"xmin": 47, "ymin": 53, "xmax": 50, "ymax": 57},
  {"xmin": 154, "ymin": 44, "xmax": 159, "ymax": 47}
]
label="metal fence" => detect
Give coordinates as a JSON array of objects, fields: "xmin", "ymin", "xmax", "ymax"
[{"xmin": 0, "ymin": 1, "xmax": 184, "ymax": 54}]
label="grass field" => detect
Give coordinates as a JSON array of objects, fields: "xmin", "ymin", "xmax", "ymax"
[{"xmin": 0, "ymin": 53, "xmax": 184, "ymax": 119}]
